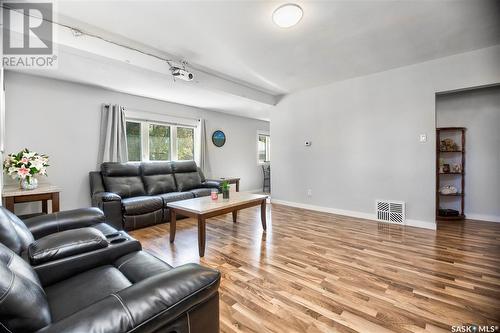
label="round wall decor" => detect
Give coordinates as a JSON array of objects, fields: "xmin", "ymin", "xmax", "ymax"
[{"xmin": 212, "ymin": 130, "xmax": 226, "ymax": 147}]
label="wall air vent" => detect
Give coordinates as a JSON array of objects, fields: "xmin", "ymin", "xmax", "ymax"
[{"xmin": 376, "ymin": 200, "xmax": 405, "ymax": 224}]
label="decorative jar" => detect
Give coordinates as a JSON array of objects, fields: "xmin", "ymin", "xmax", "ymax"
[{"xmin": 20, "ymin": 177, "xmax": 38, "ymax": 190}]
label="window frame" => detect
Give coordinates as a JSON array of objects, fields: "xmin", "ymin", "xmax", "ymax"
[
  {"xmin": 257, "ymin": 131, "xmax": 270, "ymax": 165},
  {"xmin": 147, "ymin": 121, "xmax": 172, "ymax": 161},
  {"xmin": 176, "ymin": 126, "xmax": 196, "ymax": 161},
  {"xmin": 125, "ymin": 120, "xmax": 143, "ymax": 162},
  {"xmin": 126, "ymin": 119, "xmax": 197, "ymax": 162}
]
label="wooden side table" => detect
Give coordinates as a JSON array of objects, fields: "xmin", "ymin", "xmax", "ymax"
[
  {"xmin": 207, "ymin": 177, "xmax": 240, "ymax": 192},
  {"xmin": 2, "ymin": 184, "xmax": 61, "ymax": 215}
]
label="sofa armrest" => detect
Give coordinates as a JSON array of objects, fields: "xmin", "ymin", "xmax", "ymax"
[
  {"xmin": 91, "ymin": 192, "xmax": 124, "ymax": 230},
  {"xmin": 28, "ymin": 228, "xmax": 108, "ymax": 265},
  {"xmin": 92, "ymin": 191, "xmax": 122, "ymax": 203},
  {"xmin": 35, "ymin": 296, "xmax": 133, "ymax": 333},
  {"xmin": 36, "ymin": 264, "xmax": 220, "ymax": 333},
  {"xmin": 23, "ymin": 207, "xmax": 106, "ymax": 239},
  {"xmin": 118, "ymin": 263, "xmax": 220, "ymax": 327},
  {"xmin": 35, "ymin": 233, "xmax": 141, "ymax": 286},
  {"xmin": 200, "ymin": 180, "xmax": 221, "ymax": 190}
]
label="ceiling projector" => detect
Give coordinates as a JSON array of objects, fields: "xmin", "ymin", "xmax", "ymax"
[{"xmin": 170, "ymin": 66, "xmax": 194, "ymax": 81}]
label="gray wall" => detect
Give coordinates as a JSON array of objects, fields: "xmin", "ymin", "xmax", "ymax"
[
  {"xmin": 436, "ymin": 86, "xmax": 500, "ymax": 222},
  {"xmin": 271, "ymin": 45, "xmax": 500, "ymax": 229},
  {"xmin": 4, "ymin": 71, "xmax": 269, "ymax": 213}
]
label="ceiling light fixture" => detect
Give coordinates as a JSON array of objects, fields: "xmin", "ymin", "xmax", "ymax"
[{"xmin": 272, "ymin": 3, "xmax": 303, "ymax": 28}]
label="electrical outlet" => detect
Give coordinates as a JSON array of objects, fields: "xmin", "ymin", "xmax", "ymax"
[
  {"xmin": 419, "ymin": 134, "xmax": 427, "ymax": 143},
  {"xmin": 307, "ymin": 189, "xmax": 312, "ymax": 197}
]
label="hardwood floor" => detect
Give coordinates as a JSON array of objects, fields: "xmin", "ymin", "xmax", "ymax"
[{"xmin": 130, "ymin": 203, "xmax": 500, "ymax": 333}]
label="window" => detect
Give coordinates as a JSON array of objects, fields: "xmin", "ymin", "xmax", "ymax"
[
  {"xmin": 258, "ymin": 133, "xmax": 270, "ymax": 163},
  {"xmin": 177, "ymin": 127, "xmax": 194, "ymax": 160},
  {"xmin": 126, "ymin": 120, "xmax": 195, "ymax": 162},
  {"xmin": 126, "ymin": 121, "xmax": 141, "ymax": 161},
  {"xmin": 149, "ymin": 123, "xmax": 171, "ymax": 160}
]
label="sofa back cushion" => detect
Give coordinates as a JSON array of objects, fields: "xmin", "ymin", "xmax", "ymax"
[
  {"xmin": 141, "ymin": 162, "xmax": 177, "ymax": 195},
  {"xmin": 101, "ymin": 163, "xmax": 146, "ymax": 198},
  {"xmin": 0, "ymin": 243, "xmax": 51, "ymax": 332},
  {"xmin": 172, "ymin": 161, "xmax": 202, "ymax": 192},
  {"xmin": 0, "ymin": 207, "xmax": 34, "ymax": 255},
  {"xmin": 197, "ymin": 167, "xmax": 207, "ymax": 182}
]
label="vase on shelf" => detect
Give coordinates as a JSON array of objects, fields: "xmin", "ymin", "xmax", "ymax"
[{"xmin": 20, "ymin": 176, "xmax": 38, "ymax": 190}]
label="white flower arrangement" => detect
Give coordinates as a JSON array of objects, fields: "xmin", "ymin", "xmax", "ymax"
[{"xmin": 3, "ymin": 148, "xmax": 49, "ymax": 181}]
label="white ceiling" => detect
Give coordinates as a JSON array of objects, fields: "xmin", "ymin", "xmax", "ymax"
[{"xmin": 28, "ymin": 0, "xmax": 500, "ymax": 119}]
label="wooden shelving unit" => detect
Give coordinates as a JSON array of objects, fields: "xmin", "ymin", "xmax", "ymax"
[{"xmin": 436, "ymin": 127, "xmax": 466, "ymax": 220}]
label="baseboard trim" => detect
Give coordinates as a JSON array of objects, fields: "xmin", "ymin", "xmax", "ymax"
[
  {"xmin": 465, "ymin": 213, "xmax": 500, "ymax": 223},
  {"xmin": 271, "ymin": 199, "xmax": 436, "ymax": 230}
]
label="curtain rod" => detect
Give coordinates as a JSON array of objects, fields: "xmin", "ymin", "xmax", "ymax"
[{"xmin": 124, "ymin": 107, "xmax": 201, "ymax": 122}]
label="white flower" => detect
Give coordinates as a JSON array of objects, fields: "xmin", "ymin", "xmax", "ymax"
[
  {"xmin": 31, "ymin": 159, "xmax": 45, "ymax": 170},
  {"xmin": 3, "ymin": 149, "xmax": 49, "ymax": 179},
  {"xmin": 8, "ymin": 166, "xmax": 17, "ymax": 176},
  {"xmin": 24, "ymin": 151, "xmax": 36, "ymax": 158}
]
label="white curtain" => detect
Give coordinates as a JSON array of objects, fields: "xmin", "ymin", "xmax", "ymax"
[
  {"xmin": 199, "ymin": 118, "xmax": 210, "ymax": 175},
  {"xmin": 98, "ymin": 104, "xmax": 128, "ymax": 164}
]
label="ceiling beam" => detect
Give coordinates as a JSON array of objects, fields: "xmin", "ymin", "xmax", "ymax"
[{"xmin": 64, "ymin": 25, "xmax": 279, "ymax": 106}]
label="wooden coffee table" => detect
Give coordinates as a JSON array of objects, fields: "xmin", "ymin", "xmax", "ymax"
[{"xmin": 167, "ymin": 192, "xmax": 268, "ymax": 256}]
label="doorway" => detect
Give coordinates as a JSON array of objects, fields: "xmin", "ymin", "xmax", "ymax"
[{"xmin": 435, "ymin": 85, "xmax": 500, "ymax": 223}]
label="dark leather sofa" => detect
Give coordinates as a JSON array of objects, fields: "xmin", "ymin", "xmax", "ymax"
[
  {"xmin": 0, "ymin": 206, "xmax": 221, "ymax": 333},
  {"xmin": 90, "ymin": 160, "xmax": 220, "ymax": 231}
]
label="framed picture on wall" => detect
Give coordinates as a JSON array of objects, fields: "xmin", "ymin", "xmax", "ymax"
[{"xmin": 212, "ymin": 130, "xmax": 226, "ymax": 147}]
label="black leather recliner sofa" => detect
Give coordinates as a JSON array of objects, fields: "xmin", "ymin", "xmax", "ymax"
[
  {"xmin": 90, "ymin": 160, "xmax": 220, "ymax": 230},
  {"xmin": 0, "ymin": 206, "xmax": 221, "ymax": 333},
  {"xmin": 0, "ymin": 206, "xmax": 141, "ymax": 285}
]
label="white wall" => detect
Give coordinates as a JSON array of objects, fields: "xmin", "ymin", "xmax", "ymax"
[
  {"xmin": 4, "ymin": 72, "xmax": 269, "ymax": 214},
  {"xmin": 436, "ymin": 86, "xmax": 500, "ymax": 222},
  {"xmin": 271, "ymin": 45, "xmax": 500, "ymax": 229}
]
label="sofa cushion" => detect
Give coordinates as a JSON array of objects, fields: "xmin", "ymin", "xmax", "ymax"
[
  {"xmin": 197, "ymin": 167, "xmax": 206, "ymax": 182},
  {"xmin": 172, "ymin": 161, "xmax": 202, "ymax": 192},
  {"xmin": 123, "ymin": 210, "xmax": 163, "ymax": 230},
  {"xmin": 101, "ymin": 163, "xmax": 145, "ymax": 198},
  {"xmin": 175, "ymin": 173, "xmax": 202, "ymax": 191},
  {"xmin": 159, "ymin": 191, "xmax": 195, "ymax": 204},
  {"xmin": 46, "ymin": 266, "xmax": 132, "ymax": 321},
  {"xmin": 172, "ymin": 160, "xmax": 198, "ymax": 173},
  {"xmin": 114, "ymin": 251, "xmax": 172, "ymax": 283},
  {"xmin": 141, "ymin": 162, "xmax": 177, "ymax": 195},
  {"xmin": 190, "ymin": 188, "xmax": 213, "ymax": 198},
  {"xmin": 0, "ymin": 207, "xmax": 34, "ymax": 255},
  {"xmin": 0, "ymin": 243, "xmax": 51, "ymax": 333},
  {"xmin": 122, "ymin": 196, "xmax": 163, "ymax": 215}
]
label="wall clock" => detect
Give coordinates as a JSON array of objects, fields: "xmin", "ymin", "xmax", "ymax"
[{"xmin": 212, "ymin": 130, "xmax": 226, "ymax": 147}]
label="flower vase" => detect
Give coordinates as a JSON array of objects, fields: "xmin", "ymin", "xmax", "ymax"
[
  {"xmin": 20, "ymin": 177, "xmax": 38, "ymax": 190},
  {"xmin": 222, "ymin": 189, "xmax": 230, "ymax": 199}
]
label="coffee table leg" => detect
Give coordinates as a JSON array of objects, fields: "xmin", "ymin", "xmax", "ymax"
[
  {"xmin": 261, "ymin": 199, "xmax": 267, "ymax": 231},
  {"xmin": 169, "ymin": 209, "xmax": 176, "ymax": 243},
  {"xmin": 198, "ymin": 216, "xmax": 206, "ymax": 257},
  {"xmin": 232, "ymin": 210, "xmax": 238, "ymax": 222}
]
